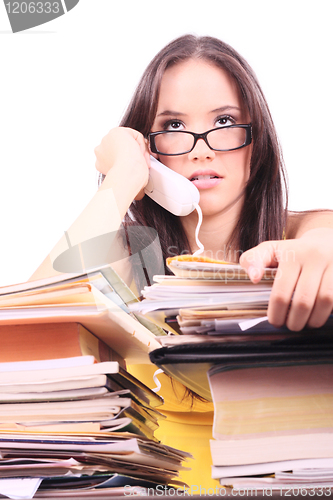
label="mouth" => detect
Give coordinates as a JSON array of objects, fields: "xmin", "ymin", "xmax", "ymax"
[
  {"xmin": 189, "ymin": 171, "xmax": 223, "ymax": 190},
  {"xmin": 190, "ymin": 174, "xmax": 220, "ymax": 181}
]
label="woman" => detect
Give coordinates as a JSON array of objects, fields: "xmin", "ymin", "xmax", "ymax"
[
  {"xmin": 32, "ymin": 34, "xmax": 333, "ymax": 489},
  {"xmin": 94, "ymin": 34, "xmax": 333, "ymax": 333}
]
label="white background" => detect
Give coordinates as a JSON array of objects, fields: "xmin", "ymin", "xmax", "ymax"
[{"xmin": 0, "ymin": 0, "xmax": 332, "ymax": 287}]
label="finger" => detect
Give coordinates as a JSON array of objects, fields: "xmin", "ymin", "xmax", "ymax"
[
  {"xmin": 240, "ymin": 241, "xmax": 279, "ymax": 283},
  {"xmin": 267, "ymin": 261, "xmax": 301, "ymax": 328},
  {"xmin": 95, "ymin": 158, "xmax": 102, "ymax": 174},
  {"xmin": 94, "ymin": 146, "xmax": 100, "ymax": 170},
  {"xmin": 94, "ymin": 146, "xmax": 108, "ymax": 175},
  {"xmin": 134, "ymin": 188, "xmax": 145, "ymax": 201},
  {"xmin": 145, "ymin": 149, "xmax": 152, "ymax": 169},
  {"xmin": 286, "ymin": 263, "xmax": 324, "ymax": 331},
  {"xmin": 307, "ymin": 264, "xmax": 333, "ymax": 328},
  {"xmin": 130, "ymin": 128, "xmax": 149, "ymax": 155}
]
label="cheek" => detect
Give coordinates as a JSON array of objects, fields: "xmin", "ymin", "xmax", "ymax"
[
  {"xmin": 224, "ymin": 147, "xmax": 252, "ymax": 183},
  {"xmin": 157, "ymin": 157, "xmax": 184, "ymax": 175},
  {"xmin": 244, "ymin": 144, "xmax": 253, "ymax": 180}
]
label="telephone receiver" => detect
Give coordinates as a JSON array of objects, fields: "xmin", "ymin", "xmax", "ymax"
[{"xmin": 144, "ymin": 155, "xmax": 200, "ymax": 216}]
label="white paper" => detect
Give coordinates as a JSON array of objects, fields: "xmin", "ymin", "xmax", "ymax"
[
  {"xmin": 239, "ymin": 316, "xmax": 268, "ymax": 331},
  {"xmin": 0, "ymin": 478, "xmax": 42, "ymax": 500}
]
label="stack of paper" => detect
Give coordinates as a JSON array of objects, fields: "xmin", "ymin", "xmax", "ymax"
[
  {"xmin": 131, "ymin": 258, "xmax": 333, "ymax": 400},
  {"xmin": 0, "ymin": 266, "xmax": 193, "ymax": 497},
  {"xmin": 208, "ymin": 361, "xmax": 333, "ymax": 491},
  {"xmin": 0, "ymin": 357, "xmax": 192, "ymax": 498},
  {"xmin": 0, "ymin": 264, "xmax": 166, "ymax": 364},
  {"xmin": 132, "ymin": 256, "xmax": 333, "ymax": 492},
  {"xmin": 131, "ymin": 260, "xmax": 275, "ymax": 335}
]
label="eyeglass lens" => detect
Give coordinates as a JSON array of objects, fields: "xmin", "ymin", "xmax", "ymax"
[{"xmin": 154, "ymin": 127, "xmax": 247, "ymax": 155}]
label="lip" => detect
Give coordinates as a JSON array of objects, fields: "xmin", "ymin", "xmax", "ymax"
[{"xmin": 188, "ymin": 170, "xmax": 223, "ymax": 190}]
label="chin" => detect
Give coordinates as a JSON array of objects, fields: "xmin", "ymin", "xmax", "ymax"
[
  {"xmin": 200, "ymin": 204, "xmax": 224, "ymax": 217},
  {"xmin": 199, "ymin": 193, "xmax": 226, "ymax": 216}
]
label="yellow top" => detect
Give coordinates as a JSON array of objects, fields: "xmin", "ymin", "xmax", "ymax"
[{"xmin": 128, "ymin": 363, "xmax": 218, "ymax": 491}]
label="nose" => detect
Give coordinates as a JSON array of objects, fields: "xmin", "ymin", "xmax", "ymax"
[{"xmin": 188, "ymin": 137, "xmax": 216, "ymax": 161}]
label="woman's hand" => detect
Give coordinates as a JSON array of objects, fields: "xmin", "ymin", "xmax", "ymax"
[
  {"xmin": 240, "ymin": 228, "xmax": 333, "ymax": 331},
  {"xmin": 94, "ymin": 127, "xmax": 151, "ymax": 200}
]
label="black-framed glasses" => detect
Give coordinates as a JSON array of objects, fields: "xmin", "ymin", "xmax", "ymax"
[{"xmin": 148, "ymin": 124, "xmax": 252, "ymax": 156}]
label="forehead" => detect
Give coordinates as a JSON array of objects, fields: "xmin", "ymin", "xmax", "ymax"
[{"xmin": 157, "ymin": 59, "xmax": 244, "ymax": 113}]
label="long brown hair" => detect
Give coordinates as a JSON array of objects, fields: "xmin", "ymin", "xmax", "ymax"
[{"xmin": 101, "ymin": 35, "xmax": 288, "ymax": 278}]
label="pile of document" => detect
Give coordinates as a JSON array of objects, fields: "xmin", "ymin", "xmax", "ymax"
[
  {"xmin": 0, "ymin": 263, "xmax": 166, "ymax": 365},
  {"xmin": 208, "ymin": 360, "xmax": 333, "ymax": 491},
  {"xmin": 0, "ymin": 357, "xmax": 191, "ymax": 498},
  {"xmin": 0, "ymin": 266, "xmax": 192, "ymax": 498},
  {"xmin": 130, "ymin": 260, "xmax": 279, "ymax": 400},
  {"xmin": 131, "ymin": 259, "xmax": 275, "ymax": 335},
  {"xmin": 131, "ymin": 257, "xmax": 333, "ymax": 490}
]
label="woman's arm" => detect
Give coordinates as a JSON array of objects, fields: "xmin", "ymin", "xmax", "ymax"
[
  {"xmin": 240, "ymin": 210, "xmax": 333, "ymax": 332},
  {"xmin": 30, "ymin": 128, "xmax": 150, "ymax": 281}
]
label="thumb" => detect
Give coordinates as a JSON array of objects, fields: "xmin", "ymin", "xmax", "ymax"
[{"xmin": 239, "ymin": 241, "xmax": 279, "ymax": 283}]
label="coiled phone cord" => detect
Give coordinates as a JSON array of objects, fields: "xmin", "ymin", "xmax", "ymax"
[{"xmin": 192, "ymin": 202, "xmax": 204, "ymax": 256}]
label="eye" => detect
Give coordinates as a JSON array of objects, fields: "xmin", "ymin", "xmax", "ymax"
[
  {"xmin": 215, "ymin": 115, "xmax": 236, "ymax": 127},
  {"xmin": 163, "ymin": 120, "xmax": 185, "ymax": 131}
]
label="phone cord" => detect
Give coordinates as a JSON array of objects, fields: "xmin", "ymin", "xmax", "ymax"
[
  {"xmin": 192, "ymin": 203, "xmax": 204, "ymax": 256},
  {"xmin": 152, "ymin": 369, "xmax": 164, "ymax": 398}
]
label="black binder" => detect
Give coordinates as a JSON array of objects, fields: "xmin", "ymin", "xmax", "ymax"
[{"xmin": 149, "ymin": 317, "xmax": 333, "ymax": 401}]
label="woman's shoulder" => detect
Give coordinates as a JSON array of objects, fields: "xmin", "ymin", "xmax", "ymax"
[{"xmin": 286, "ymin": 209, "xmax": 333, "ymax": 239}]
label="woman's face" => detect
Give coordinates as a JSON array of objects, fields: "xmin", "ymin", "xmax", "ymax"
[{"xmin": 151, "ymin": 59, "xmax": 252, "ymax": 219}]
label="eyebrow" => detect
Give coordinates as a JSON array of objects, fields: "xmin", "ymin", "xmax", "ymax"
[
  {"xmin": 210, "ymin": 106, "xmax": 242, "ymax": 114},
  {"xmin": 156, "ymin": 110, "xmax": 188, "ymax": 118},
  {"xmin": 156, "ymin": 106, "xmax": 242, "ymax": 118}
]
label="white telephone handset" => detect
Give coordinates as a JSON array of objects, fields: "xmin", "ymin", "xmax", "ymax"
[{"xmin": 144, "ymin": 155, "xmax": 200, "ymax": 216}]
